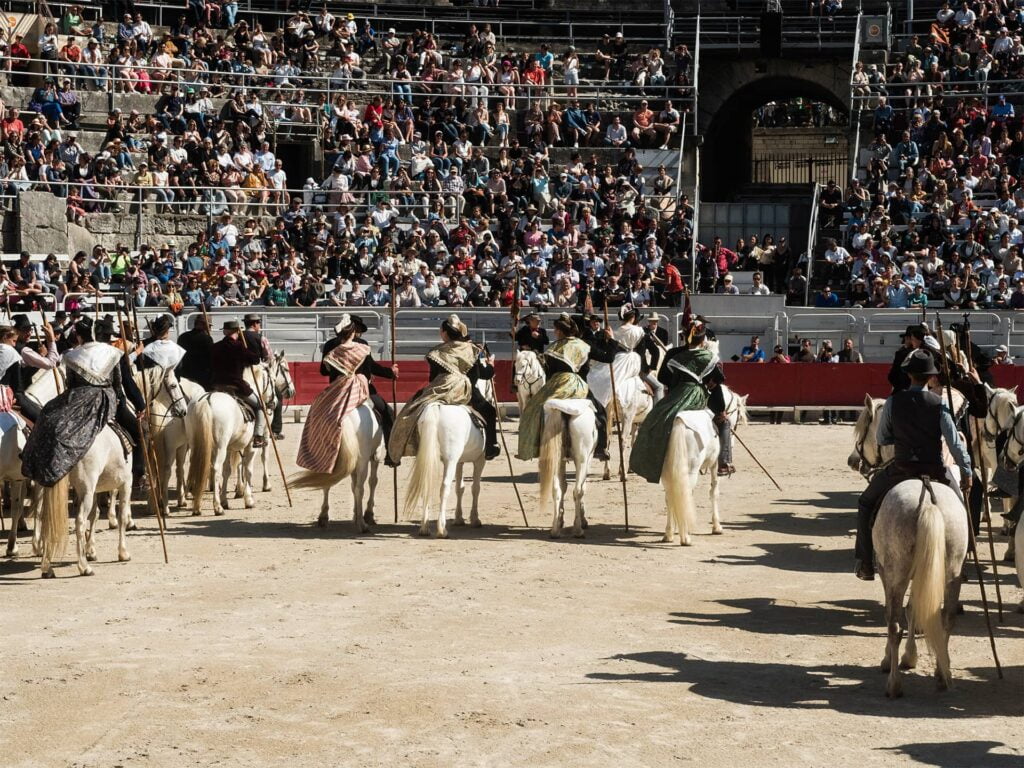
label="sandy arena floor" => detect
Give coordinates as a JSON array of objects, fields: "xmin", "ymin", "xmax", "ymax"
[{"xmin": 0, "ymin": 420, "xmax": 1021, "ymax": 768}]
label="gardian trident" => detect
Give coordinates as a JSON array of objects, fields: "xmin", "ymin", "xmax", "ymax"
[
  {"xmin": 935, "ymin": 313, "xmax": 1002, "ymax": 678},
  {"xmin": 500, "ymin": 269, "xmax": 529, "ymax": 527},
  {"xmin": 596, "ymin": 290, "xmax": 630, "ymax": 530}
]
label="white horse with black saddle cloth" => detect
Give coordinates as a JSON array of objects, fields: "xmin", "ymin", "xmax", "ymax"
[{"xmin": 185, "ymin": 360, "xmax": 282, "ymax": 516}]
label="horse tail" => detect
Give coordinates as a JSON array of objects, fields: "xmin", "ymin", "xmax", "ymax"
[
  {"xmin": 290, "ymin": 410, "xmax": 361, "ymax": 490},
  {"xmin": 909, "ymin": 484, "xmax": 948, "ymax": 662},
  {"xmin": 187, "ymin": 395, "xmax": 214, "ymax": 515},
  {"xmin": 38, "ymin": 476, "xmax": 69, "ymax": 566},
  {"xmin": 538, "ymin": 409, "xmax": 564, "ymax": 518},
  {"xmin": 663, "ymin": 419, "xmax": 696, "ymax": 544},
  {"xmin": 404, "ymin": 404, "xmax": 442, "ymax": 520}
]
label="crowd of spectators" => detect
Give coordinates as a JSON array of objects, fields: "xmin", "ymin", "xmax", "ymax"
[
  {"xmin": 0, "ymin": 3, "xmax": 944, "ymax": 314},
  {"xmin": 0, "ymin": 5, "xmax": 718, "ymax": 310},
  {"xmin": 823, "ymin": 0, "xmax": 1024, "ymax": 309}
]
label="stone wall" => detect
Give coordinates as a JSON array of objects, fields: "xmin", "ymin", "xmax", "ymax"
[
  {"xmin": 17, "ymin": 190, "xmax": 68, "ymax": 255},
  {"xmin": 752, "ymin": 128, "xmax": 848, "ymax": 158}
]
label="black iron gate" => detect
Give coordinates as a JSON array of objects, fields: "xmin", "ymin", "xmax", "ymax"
[{"xmin": 752, "ymin": 153, "xmax": 848, "ymax": 185}]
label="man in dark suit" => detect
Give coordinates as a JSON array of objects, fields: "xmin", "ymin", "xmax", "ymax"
[
  {"xmin": 211, "ymin": 319, "xmax": 266, "ymax": 447},
  {"xmin": 177, "ymin": 314, "xmax": 214, "ymax": 390},
  {"xmin": 514, "ymin": 312, "xmax": 549, "ymax": 354},
  {"xmin": 243, "ymin": 312, "xmax": 281, "ymax": 438},
  {"xmin": 637, "ymin": 314, "xmax": 669, "ymax": 401}
]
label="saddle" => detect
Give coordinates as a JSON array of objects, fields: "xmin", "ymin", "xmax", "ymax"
[
  {"xmin": 107, "ymin": 420, "xmax": 135, "ymax": 461},
  {"xmin": 203, "ymin": 391, "xmax": 256, "ymax": 423}
]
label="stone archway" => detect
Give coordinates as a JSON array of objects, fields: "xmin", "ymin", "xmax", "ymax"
[{"xmin": 697, "ymin": 59, "xmax": 852, "ymax": 201}]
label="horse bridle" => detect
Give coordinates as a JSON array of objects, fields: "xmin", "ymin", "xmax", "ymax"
[
  {"xmin": 854, "ymin": 402, "xmax": 888, "ymax": 475},
  {"xmin": 1000, "ymin": 408, "xmax": 1024, "ymax": 469},
  {"xmin": 983, "ymin": 391, "xmax": 1013, "ymax": 441},
  {"xmin": 513, "ymin": 354, "xmax": 544, "ymax": 388}
]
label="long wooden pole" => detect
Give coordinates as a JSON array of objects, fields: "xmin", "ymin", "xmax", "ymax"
[
  {"xmin": 117, "ymin": 306, "xmax": 169, "ymax": 564},
  {"xmin": 602, "ymin": 296, "xmax": 630, "ymax": 530},
  {"xmin": 239, "ymin": 324, "xmax": 292, "ymax": 507},
  {"xmin": 388, "ymin": 279, "xmax": 399, "ymax": 524},
  {"xmin": 935, "ymin": 315, "xmax": 1002, "ymax": 677},
  {"xmin": 960, "ymin": 318, "xmax": 1004, "ymax": 620}
]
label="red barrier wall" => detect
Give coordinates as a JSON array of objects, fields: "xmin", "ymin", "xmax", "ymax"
[{"xmin": 288, "ymin": 361, "xmax": 1024, "ymax": 407}]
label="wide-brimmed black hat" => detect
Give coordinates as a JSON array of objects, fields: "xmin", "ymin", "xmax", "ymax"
[
  {"xmin": 351, "ymin": 315, "xmax": 368, "ymax": 333},
  {"xmin": 243, "ymin": 313, "xmax": 261, "ymax": 326},
  {"xmin": 901, "ymin": 348, "xmax": 939, "ymax": 376},
  {"xmin": 223, "ymin": 319, "xmax": 241, "ymax": 332},
  {"xmin": 11, "ymin": 314, "xmax": 30, "ymax": 331},
  {"xmin": 95, "ymin": 316, "xmax": 116, "ymax": 338}
]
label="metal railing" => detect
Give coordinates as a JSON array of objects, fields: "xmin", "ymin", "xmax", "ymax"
[
  {"xmin": 693, "ymin": 15, "xmax": 860, "ymax": 52},
  {"xmin": 751, "ymin": 153, "xmax": 848, "ymax": 185},
  {"xmin": 848, "ymin": 9, "xmax": 863, "ymax": 105},
  {"xmin": 690, "ymin": 137, "xmax": 701, "ymax": 292},
  {"xmin": 691, "ymin": 12, "xmax": 701, "ymax": 137}
]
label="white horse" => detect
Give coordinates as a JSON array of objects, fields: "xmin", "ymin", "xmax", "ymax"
[
  {"xmin": 538, "ymin": 399, "xmax": 597, "ymax": 538},
  {"xmin": 873, "ymin": 478, "xmax": 968, "ymax": 697},
  {"xmin": 403, "ymin": 403, "xmax": 486, "ymax": 538},
  {"xmin": 661, "ymin": 409, "xmax": 721, "ymax": 545},
  {"xmin": 602, "ymin": 385, "xmax": 653, "ymax": 481},
  {"xmin": 996, "ymin": 406, "xmax": 1024, "ymax": 611},
  {"xmin": 290, "ymin": 403, "xmax": 384, "ymax": 533},
  {"xmin": 513, "ymin": 348, "xmax": 546, "ymax": 416},
  {"xmin": 185, "ymin": 361, "xmax": 281, "ymax": 516},
  {"xmin": 251, "ymin": 352, "xmax": 295, "ymax": 493},
  {"xmin": 36, "ymin": 426, "xmax": 133, "ymax": 578},
  {"xmin": 2, "ymin": 411, "xmax": 36, "ymax": 558},
  {"xmin": 134, "ymin": 366, "xmax": 197, "ymax": 520}
]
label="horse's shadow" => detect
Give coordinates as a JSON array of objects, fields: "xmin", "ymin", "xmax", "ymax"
[
  {"xmin": 879, "ymin": 741, "xmax": 1022, "ymax": 767},
  {"xmin": 585, "ymin": 651, "xmax": 1023, "ymax": 718},
  {"xmin": 669, "ymin": 597, "xmax": 882, "ymax": 638},
  {"xmin": 708, "ymin": 541, "xmax": 852, "ymax": 573}
]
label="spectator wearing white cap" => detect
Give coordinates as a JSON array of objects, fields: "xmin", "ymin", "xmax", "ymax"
[{"xmin": 993, "ymin": 345, "xmax": 1012, "ymax": 365}]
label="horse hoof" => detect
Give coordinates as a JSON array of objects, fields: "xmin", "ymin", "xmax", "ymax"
[
  {"xmin": 573, "ymin": 530, "xmax": 585, "ymax": 539},
  {"xmin": 417, "ymin": 528, "xmax": 430, "ymax": 537},
  {"xmin": 214, "ymin": 509, "xmax": 225, "ymax": 517},
  {"xmin": 234, "ymin": 490, "xmax": 244, "ymax": 499},
  {"xmin": 711, "ymin": 526, "xmax": 723, "ymax": 535},
  {"xmin": 262, "ymin": 484, "xmax": 271, "ymax": 493},
  {"xmin": 41, "ymin": 568, "xmax": 55, "ymax": 579},
  {"xmin": 126, "ymin": 522, "xmax": 137, "ymax": 531},
  {"xmin": 661, "ymin": 535, "xmax": 672, "ymax": 543},
  {"xmin": 317, "ymin": 516, "xmax": 328, "ymax": 528},
  {"xmin": 108, "ymin": 520, "xmax": 117, "ymax": 529},
  {"xmin": 80, "ymin": 566, "xmax": 94, "ymax": 576},
  {"xmin": 581, "ymin": 516, "xmax": 589, "ymax": 529},
  {"xmin": 471, "ymin": 519, "xmax": 482, "ymax": 528},
  {"xmin": 454, "ymin": 518, "xmax": 467, "ymax": 527},
  {"xmin": 118, "ymin": 552, "xmax": 131, "ymax": 562},
  {"xmin": 885, "ymin": 685, "xmax": 903, "ymax": 699},
  {"xmin": 191, "ymin": 511, "xmax": 201, "ymax": 517},
  {"xmin": 363, "ymin": 513, "xmax": 376, "ymax": 526},
  {"xmin": 1003, "ymin": 551, "xmax": 1015, "ymax": 563},
  {"xmin": 898, "ymin": 658, "xmax": 916, "ymax": 671},
  {"xmin": 681, "ymin": 536, "xmax": 693, "ymax": 547},
  {"xmin": 549, "ymin": 530, "xmax": 562, "ymax": 539},
  {"xmin": 5, "ymin": 548, "xmax": 15, "ymax": 558},
  {"xmin": 436, "ymin": 529, "xmax": 449, "ymax": 539},
  {"xmin": 86, "ymin": 553, "xmax": 97, "ymax": 562}
]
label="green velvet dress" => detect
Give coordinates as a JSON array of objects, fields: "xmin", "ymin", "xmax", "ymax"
[{"xmin": 629, "ymin": 347, "xmax": 715, "ymax": 483}]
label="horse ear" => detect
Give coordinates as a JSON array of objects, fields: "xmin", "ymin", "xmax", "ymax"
[
  {"xmin": 1012, "ymin": 386, "xmax": 1019, "ymax": 395},
  {"xmin": 740, "ymin": 394, "xmax": 748, "ymax": 405},
  {"xmin": 864, "ymin": 393, "xmax": 874, "ymax": 408}
]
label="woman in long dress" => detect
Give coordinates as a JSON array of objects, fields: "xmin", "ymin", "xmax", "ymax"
[
  {"xmin": 630, "ymin": 320, "xmax": 718, "ymax": 483},
  {"xmin": 517, "ymin": 313, "xmax": 591, "ymax": 461}
]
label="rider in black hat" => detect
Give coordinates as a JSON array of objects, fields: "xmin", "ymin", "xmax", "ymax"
[
  {"xmin": 9, "ymin": 313, "xmax": 59, "ymax": 421},
  {"xmin": 854, "ymin": 349, "xmax": 972, "ymax": 581},
  {"xmin": 887, "ymin": 323, "xmax": 926, "ymax": 393},
  {"xmin": 95, "ymin": 314, "xmax": 149, "ymax": 487},
  {"xmin": 514, "ymin": 311, "xmax": 549, "ymax": 355}
]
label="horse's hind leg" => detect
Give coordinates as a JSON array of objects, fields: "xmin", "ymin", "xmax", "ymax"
[
  {"xmin": 710, "ymin": 468, "xmax": 722, "ymax": 535},
  {"xmin": 436, "ymin": 462, "xmax": 456, "ymax": 539},
  {"xmin": 75, "ymin": 487, "xmax": 94, "ymax": 576},
  {"xmin": 351, "ymin": 462, "xmax": 369, "ymax": 534},
  {"xmin": 572, "ymin": 459, "xmax": 587, "ymax": 538},
  {"xmin": 453, "ymin": 462, "xmax": 466, "ymax": 526},
  {"xmin": 469, "ymin": 459, "xmax": 483, "ymax": 528},
  {"xmin": 85, "ymin": 493, "xmax": 102, "ymax": 563},
  {"xmin": 881, "ymin": 577, "xmax": 907, "ymax": 698},
  {"xmin": 900, "ymin": 602, "xmax": 918, "ymax": 670},
  {"xmin": 364, "ymin": 455, "xmax": 380, "ymax": 525},
  {"xmin": 318, "ymin": 487, "xmax": 331, "ymax": 528},
  {"xmin": 116, "ymin": 480, "xmax": 131, "ymax": 562},
  {"xmin": 176, "ymin": 444, "xmax": 188, "ymax": 507},
  {"xmin": 261, "ymin": 445, "xmax": 270, "ymax": 492},
  {"xmin": 935, "ymin": 575, "xmax": 962, "ymax": 691},
  {"xmin": 240, "ymin": 447, "xmax": 256, "ymax": 509}
]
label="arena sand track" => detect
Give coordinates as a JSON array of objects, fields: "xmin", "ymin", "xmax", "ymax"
[{"xmin": 0, "ymin": 422, "xmax": 1021, "ymax": 768}]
